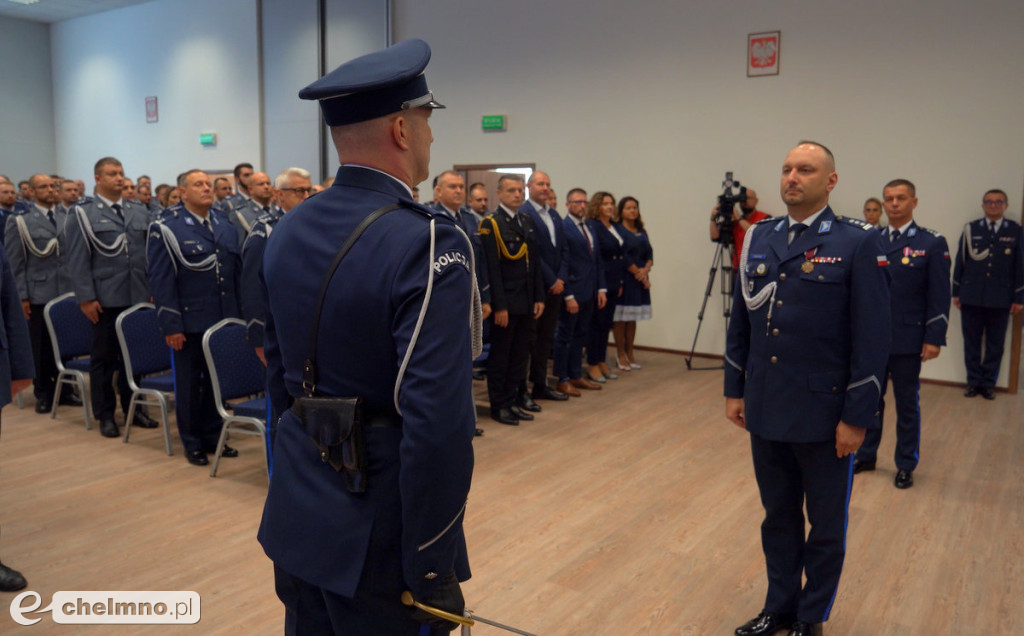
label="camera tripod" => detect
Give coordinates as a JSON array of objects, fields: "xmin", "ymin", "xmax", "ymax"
[{"xmin": 685, "ymin": 240, "xmax": 735, "ymax": 370}]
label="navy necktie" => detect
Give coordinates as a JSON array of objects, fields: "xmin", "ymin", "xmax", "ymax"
[
  {"xmin": 789, "ymin": 222, "xmax": 808, "ymax": 245},
  {"xmin": 891, "ymin": 229, "xmax": 900, "ymax": 243},
  {"xmin": 112, "ymin": 203, "xmax": 123, "ymax": 220}
]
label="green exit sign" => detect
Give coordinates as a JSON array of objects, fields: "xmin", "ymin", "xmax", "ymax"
[
  {"xmin": 481, "ymin": 115, "xmax": 506, "ymax": 132},
  {"xmin": 199, "ymin": 133, "xmax": 217, "ymax": 146}
]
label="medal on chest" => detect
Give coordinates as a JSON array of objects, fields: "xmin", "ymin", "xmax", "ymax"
[{"xmin": 801, "ymin": 247, "xmax": 817, "ymax": 274}]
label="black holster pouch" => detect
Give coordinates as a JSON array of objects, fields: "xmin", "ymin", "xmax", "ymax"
[{"xmin": 292, "ymin": 396, "xmax": 367, "ymax": 493}]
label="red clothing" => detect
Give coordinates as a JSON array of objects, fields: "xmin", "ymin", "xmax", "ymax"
[{"xmin": 730, "ymin": 209, "xmax": 769, "ymax": 267}]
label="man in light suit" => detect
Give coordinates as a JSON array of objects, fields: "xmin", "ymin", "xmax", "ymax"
[
  {"xmin": 0, "ymin": 241, "xmax": 35, "ymax": 592},
  {"xmin": 552, "ymin": 187, "xmax": 606, "ymax": 396},
  {"xmin": 519, "ymin": 170, "xmax": 569, "ymax": 404},
  {"xmin": 4, "ymin": 174, "xmax": 80, "ymax": 414},
  {"xmin": 65, "ymin": 157, "xmax": 159, "ymax": 438}
]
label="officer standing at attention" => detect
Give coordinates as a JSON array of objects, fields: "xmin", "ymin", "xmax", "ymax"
[
  {"xmin": 65, "ymin": 157, "xmax": 159, "ymax": 438},
  {"xmin": 952, "ymin": 188, "xmax": 1024, "ymax": 400},
  {"xmin": 853, "ymin": 179, "xmax": 949, "ymax": 489},
  {"xmin": 241, "ymin": 166, "xmax": 312, "ymax": 364},
  {"xmin": 148, "ymin": 170, "xmax": 242, "ymax": 466},
  {"xmin": 480, "ymin": 175, "xmax": 546, "ymax": 425},
  {"xmin": 256, "ymin": 39, "xmax": 477, "ymax": 634},
  {"xmin": 725, "ymin": 142, "xmax": 890, "ymax": 636},
  {"xmin": 4, "ymin": 174, "xmax": 79, "ymax": 414},
  {"xmin": 0, "ymin": 240, "xmax": 35, "ymax": 592},
  {"xmin": 228, "ymin": 171, "xmax": 279, "ymax": 245}
]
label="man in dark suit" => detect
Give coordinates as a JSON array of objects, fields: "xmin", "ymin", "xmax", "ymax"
[
  {"xmin": 0, "ymin": 181, "xmax": 17, "ymax": 243},
  {"xmin": 148, "ymin": 169, "xmax": 243, "ymax": 466},
  {"xmin": 4, "ymin": 174, "xmax": 80, "ymax": 414},
  {"xmin": 552, "ymin": 188, "xmax": 606, "ymax": 396},
  {"xmin": 725, "ymin": 142, "xmax": 890, "ymax": 636},
  {"xmin": 952, "ymin": 188, "xmax": 1024, "ymax": 400},
  {"xmin": 64, "ymin": 157, "xmax": 159, "ymax": 438},
  {"xmin": 853, "ymin": 179, "xmax": 950, "ymax": 489},
  {"xmin": 257, "ymin": 39, "xmax": 475, "ymax": 634},
  {"xmin": 480, "ymin": 175, "xmax": 546, "ymax": 426},
  {"xmin": 520, "ymin": 171, "xmax": 569, "ymax": 403},
  {"xmin": 0, "ymin": 238, "xmax": 35, "ymax": 592}
]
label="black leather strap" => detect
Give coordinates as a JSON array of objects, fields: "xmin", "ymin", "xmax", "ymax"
[{"xmin": 302, "ymin": 204, "xmax": 402, "ymax": 395}]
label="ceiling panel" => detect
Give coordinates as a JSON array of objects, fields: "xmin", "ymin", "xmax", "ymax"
[{"xmin": 0, "ymin": 0, "xmax": 158, "ymax": 24}]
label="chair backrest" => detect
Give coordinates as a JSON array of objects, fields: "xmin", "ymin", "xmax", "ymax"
[
  {"xmin": 116, "ymin": 303, "xmax": 172, "ymax": 379},
  {"xmin": 202, "ymin": 318, "xmax": 266, "ymax": 402},
  {"xmin": 44, "ymin": 292, "xmax": 93, "ymax": 366}
]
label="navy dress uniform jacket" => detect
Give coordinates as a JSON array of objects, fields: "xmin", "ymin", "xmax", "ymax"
[
  {"xmin": 0, "ymin": 245, "xmax": 34, "ymax": 408},
  {"xmin": 479, "ymin": 208, "xmax": 545, "ymax": 314},
  {"xmin": 147, "ymin": 210, "xmax": 242, "ymax": 335},
  {"xmin": 883, "ymin": 222, "xmax": 951, "ymax": 354},
  {"xmin": 725, "ymin": 208, "xmax": 891, "ymax": 441},
  {"xmin": 240, "ymin": 214, "xmax": 279, "ymax": 348},
  {"xmin": 257, "ymin": 167, "xmax": 476, "ymax": 601},
  {"xmin": 562, "ymin": 215, "xmax": 606, "ymax": 300},
  {"xmin": 520, "ymin": 202, "xmax": 568, "ymax": 290},
  {"xmin": 65, "ymin": 199, "xmax": 151, "ymax": 308},
  {"xmin": 432, "ymin": 203, "xmax": 491, "ymax": 305},
  {"xmin": 4, "ymin": 206, "xmax": 74, "ymax": 305},
  {"xmin": 952, "ymin": 217, "xmax": 1024, "ymax": 308}
]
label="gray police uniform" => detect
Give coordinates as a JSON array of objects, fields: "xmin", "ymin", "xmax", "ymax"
[
  {"xmin": 64, "ymin": 196, "xmax": 151, "ymax": 422},
  {"xmin": 726, "ymin": 207, "xmax": 890, "ymax": 625},
  {"xmin": 4, "ymin": 204, "xmax": 74, "ymax": 403}
]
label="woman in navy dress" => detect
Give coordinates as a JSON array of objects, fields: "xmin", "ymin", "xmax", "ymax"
[
  {"xmin": 585, "ymin": 191, "xmax": 623, "ymax": 382},
  {"xmin": 612, "ymin": 196, "xmax": 653, "ymax": 370}
]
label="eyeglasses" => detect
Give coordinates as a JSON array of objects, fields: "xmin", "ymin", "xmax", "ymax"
[
  {"xmin": 983, "ymin": 199, "xmax": 1007, "ymax": 206},
  {"xmin": 280, "ymin": 187, "xmax": 314, "ymax": 195}
]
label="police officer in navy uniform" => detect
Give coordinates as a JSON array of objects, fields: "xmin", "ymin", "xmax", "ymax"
[
  {"xmin": 853, "ymin": 179, "xmax": 950, "ymax": 489},
  {"xmin": 480, "ymin": 174, "xmax": 546, "ymax": 426},
  {"xmin": 228, "ymin": 171, "xmax": 279, "ymax": 245},
  {"xmin": 952, "ymin": 188, "xmax": 1024, "ymax": 400},
  {"xmin": 148, "ymin": 170, "xmax": 242, "ymax": 466},
  {"xmin": 726, "ymin": 142, "xmax": 890, "ymax": 636},
  {"xmin": 257, "ymin": 39, "xmax": 477, "ymax": 633},
  {"xmin": 65, "ymin": 157, "xmax": 159, "ymax": 438},
  {"xmin": 0, "ymin": 232, "xmax": 35, "ymax": 592},
  {"xmin": 4, "ymin": 174, "xmax": 80, "ymax": 414},
  {"xmin": 220, "ymin": 162, "xmax": 254, "ymax": 215}
]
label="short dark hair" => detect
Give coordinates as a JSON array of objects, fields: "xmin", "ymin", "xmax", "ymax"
[
  {"xmin": 567, "ymin": 187, "xmax": 587, "ymax": 202},
  {"xmin": 983, "ymin": 189, "xmax": 1008, "ymax": 203},
  {"xmin": 497, "ymin": 174, "xmax": 524, "ymax": 190},
  {"xmin": 864, "ymin": 197, "xmax": 882, "ymax": 208},
  {"xmin": 797, "ymin": 140, "xmax": 835, "ymax": 170},
  {"xmin": 233, "ymin": 163, "xmax": 254, "ymax": 179},
  {"xmin": 883, "ymin": 179, "xmax": 916, "ymax": 197},
  {"xmin": 94, "ymin": 157, "xmax": 122, "ymax": 176},
  {"xmin": 214, "ymin": 177, "xmax": 229, "ymax": 187}
]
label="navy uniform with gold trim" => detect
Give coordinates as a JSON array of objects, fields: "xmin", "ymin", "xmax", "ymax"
[
  {"xmin": 725, "ymin": 208, "xmax": 890, "ymax": 625},
  {"xmin": 856, "ymin": 222, "xmax": 949, "ymax": 473},
  {"xmin": 479, "ymin": 205, "xmax": 544, "ymax": 420},
  {"xmin": 147, "ymin": 204, "xmax": 241, "ymax": 458},
  {"xmin": 952, "ymin": 215, "xmax": 1024, "ymax": 393},
  {"xmin": 256, "ymin": 39, "xmax": 476, "ymax": 634}
]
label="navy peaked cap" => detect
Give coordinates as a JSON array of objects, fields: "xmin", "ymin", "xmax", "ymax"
[{"xmin": 299, "ymin": 38, "xmax": 445, "ymax": 126}]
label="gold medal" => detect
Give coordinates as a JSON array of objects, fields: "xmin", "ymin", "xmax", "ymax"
[
  {"xmin": 756, "ymin": 263, "xmax": 766, "ymax": 275},
  {"xmin": 901, "ymin": 256, "xmax": 910, "ymax": 264},
  {"xmin": 801, "ymin": 261, "xmax": 814, "ymax": 274}
]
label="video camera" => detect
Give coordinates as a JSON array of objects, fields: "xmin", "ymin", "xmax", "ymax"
[{"xmin": 712, "ymin": 171, "xmax": 747, "ymax": 246}]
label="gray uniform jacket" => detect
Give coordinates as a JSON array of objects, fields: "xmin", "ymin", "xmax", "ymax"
[
  {"xmin": 4, "ymin": 205, "xmax": 74, "ymax": 305},
  {"xmin": 65, "ymin": 198, "xmax": 151, "ymax": 308}
]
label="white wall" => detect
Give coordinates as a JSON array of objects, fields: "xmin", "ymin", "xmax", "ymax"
[
  {"xmin": 394, "ymin": 0, "xmax": 1024, "ymax": 385},
  {"xmin": 0, "ymin": 15, "xmax": 55, "ymax": 180},
  {"xmin": 50, "ymin": 0, "xmax": 261, "ymax": 186}
]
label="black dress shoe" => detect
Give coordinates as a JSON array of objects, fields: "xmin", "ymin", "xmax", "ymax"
[
  {"xmin": 186, "ymin": 449, "xmax": 209, "ymax": 466},
  {"xmin": 205, "ymin": 445, "xmax": 238, "ymax": 458},
  {"xmin": 490, "ymin": 408, "xmax": 519, "ymax": 426},
  {"xmin": 980, "ymin": 386, "xmax": 995, "ymax": 400},
  {"xmin": 894, "ymin": 469, "xmax": 914, "ymax": 489},
  {"xmin": 531, "ymin": 385, "xmax": 568, "ymax": 401},
  {"xmin": 509, "ymin": 406, "xmax": 534, "ymax": 421},
  {"xmin": 852, "ymin": 458, "xmax": 875, "ymax": 474},
  {"xmin": 34, "ymin": 398, "xmax": 52, "ymax": 414},
  {"xmin": 472, "ymin": 369, "xmax": 485, "ymax": 381},
  {"xmin": 474, "ymin": 428, "xmax": 484, "ymax": 437},
  {"xmin": 0, "ymin": 562, "xmax": 27, "ymax": 592},
  {"xmin": 59, "ymin": 392, "xmax": 84, "ymax": 407},
  {"xmin": 788, "ymin": 621, "xmax": 822, "ymax": 636},
  {"xmin": 517, "ymin": 394, "xmax": 542, "ymax": 413},
  {"xmin": 99, "ymin": 419, "xmax": 120, "ymax": 438},
  {"xmin": 735, "ymin": 610, "xmax": 795, "ymax": 636},
  {"xmin": 964, "ymin": 385, "xmax": 979, "ymax": 397},
  {"xmin": 131, "ymin": 412, "xmax": 160, "ymax": 429}
]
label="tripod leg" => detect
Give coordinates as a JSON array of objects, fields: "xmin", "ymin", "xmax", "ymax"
[{"xmin": 686, "ymin": 244, "xmax": 727, "ymax": 368}]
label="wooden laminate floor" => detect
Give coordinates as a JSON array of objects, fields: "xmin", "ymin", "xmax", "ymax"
[{"xmin": 0, "ymin": 351, "xmax": 1021, "ymax": 634}]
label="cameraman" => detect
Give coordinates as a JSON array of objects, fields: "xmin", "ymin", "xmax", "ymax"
[{"xmin": 709, "ymin": 188, "xmax": 770, "ymax": 268}]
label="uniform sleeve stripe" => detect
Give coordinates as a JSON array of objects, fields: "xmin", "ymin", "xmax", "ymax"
[
  {"xmin": 724, "ymin": 354, "xmax": 743, "ymax": 373},
  {"xmin": 926, "ymin": 315, "xmax": 948, "ymax": 326},
  {"xmin": 847, "ymin": 375, "xmax": 881, "ymax": 395}
]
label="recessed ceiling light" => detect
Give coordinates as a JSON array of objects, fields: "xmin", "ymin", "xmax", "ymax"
[{"xmin": 5, "ymin": 0, "xmax": 42, "ymax": 5}]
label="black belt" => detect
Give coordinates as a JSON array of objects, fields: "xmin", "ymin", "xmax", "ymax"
[{"xmin": 288, "ymin": 402, "xmax": 402, "ymax": 429}]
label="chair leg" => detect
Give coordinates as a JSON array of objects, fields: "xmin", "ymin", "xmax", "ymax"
[
  {"xmin": 160, "ymin": 397, "xmax": 173, "ymax": 456},
  {"xmin": 123, "ymin": 397, "xmax": 137, "ymax": 444},
  {"xmin": 209, "ymin": 424, "xmax": 231, "ymax": 478},
  {"xmin": 51, "ymin": 380, "xmax": 63, "ymax": 420}
]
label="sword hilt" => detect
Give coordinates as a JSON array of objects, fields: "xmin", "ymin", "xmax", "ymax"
[{"xmin": 400, "ymin": 591, "xmax": 475, "ymax": 627}]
